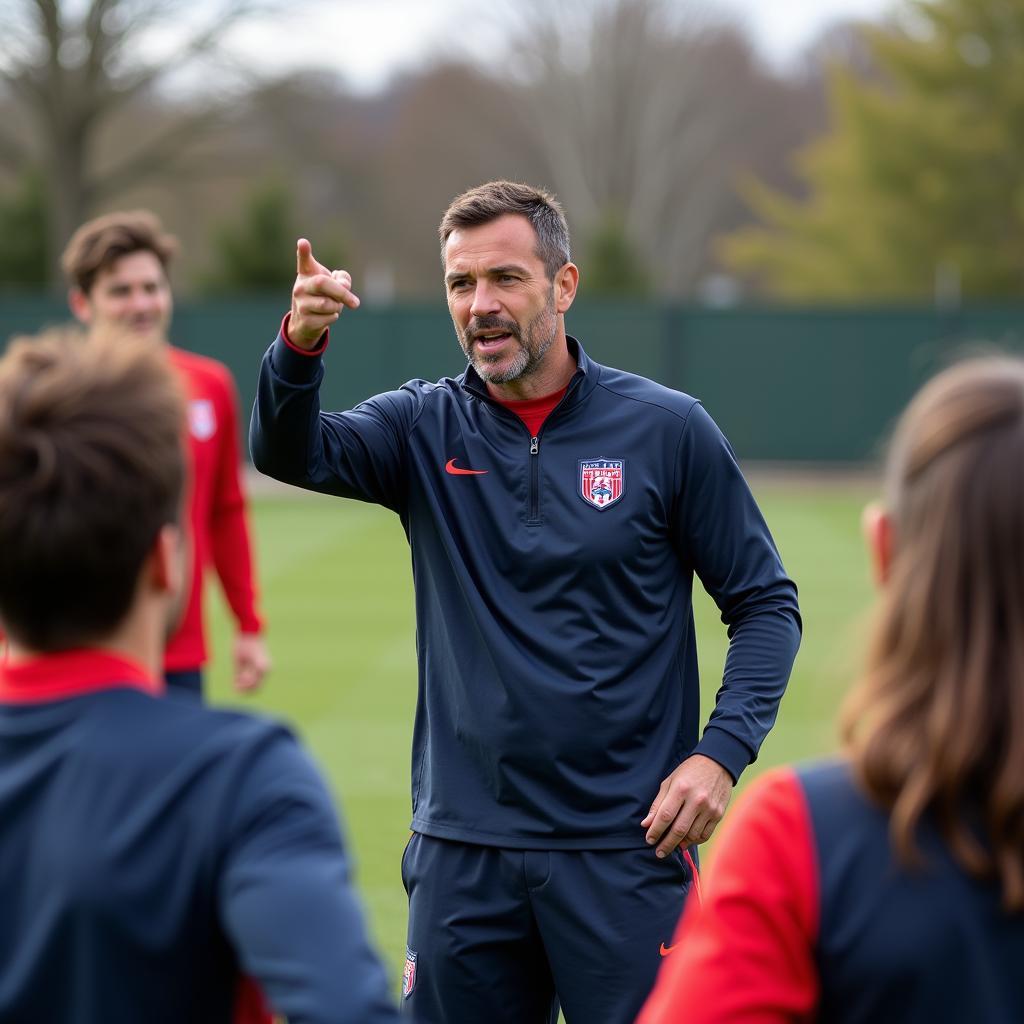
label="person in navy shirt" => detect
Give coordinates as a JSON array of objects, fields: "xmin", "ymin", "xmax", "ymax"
[
  {"xmin": 0, "ymin": 328, "xmax": 399, "ymax": 1024},
  {"xmin": 639, "ymin": 357, "xmax": 1024, "ymax": 1024},
  {"xmin": 251, "ymin": 180, "xmax": 801, "ymax": 1023}
]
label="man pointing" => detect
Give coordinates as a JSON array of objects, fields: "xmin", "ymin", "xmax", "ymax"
[{"xmin": 252, "ymin": 181, "xmax": 801, "ymax": 1023}]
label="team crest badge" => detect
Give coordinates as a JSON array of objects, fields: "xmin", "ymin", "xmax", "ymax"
[
  {"xmin": 579, "ymin": 458, "xmax": 624, "ymax": 510},
  {"xmin": 402, "ymin": 947, "xmax": 417, "ymax": 998},
  {"xmin": 188, "ymin": 399, "xmax": 217, "ymax": 441}
]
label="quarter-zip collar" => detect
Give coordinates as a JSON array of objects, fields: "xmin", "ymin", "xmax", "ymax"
[{"xmin": 460, "ymin": 336, "xmax": 600, "ymax": 413}]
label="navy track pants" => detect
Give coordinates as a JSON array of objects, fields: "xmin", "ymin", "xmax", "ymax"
[{"xmin": 400, "ymin": 833, "xmax": 693, "ymax": 1024}]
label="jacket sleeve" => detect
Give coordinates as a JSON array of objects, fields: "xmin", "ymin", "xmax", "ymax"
[
  {"xmin": 210, "ymin": 364, "xmax": 264, "ymax": 635},
  {"xmin": 636, "ymin": 767, "xmax": 819, "ymax": 1024},
  {"xmin": 249, "ymin": 322, "xmax": 422, "ymax": 513},
  {"xmin": 218, "ymin": 728, "xmax": 401, "ymax": 1024},
  {"xmin": 671, "ymin": 402, "xmax": 802, "ymax": 781}
]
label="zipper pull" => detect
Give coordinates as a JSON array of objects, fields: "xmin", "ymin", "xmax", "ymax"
[{"xmin": 530, "ymin": 436, "xmax": 539, "ymax": 455}]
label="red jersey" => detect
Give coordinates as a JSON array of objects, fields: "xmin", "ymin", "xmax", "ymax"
[
  {"xmin": 166, "ymin": 348, "xmax": 263, "ymax": 672},
  {"xmin": 638, "ymin": 761, "xmax": 1024, "ymax": 1023}
]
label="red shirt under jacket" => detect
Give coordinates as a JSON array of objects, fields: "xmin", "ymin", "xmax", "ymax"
[{"xmin": 492, "ymin": 386, "xmax": 569, "ymax": 438}]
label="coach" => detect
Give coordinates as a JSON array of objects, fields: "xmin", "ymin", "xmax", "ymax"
[{"xmin": 251, "ymin": 180, "xmax": 802, "ymax": 1023}]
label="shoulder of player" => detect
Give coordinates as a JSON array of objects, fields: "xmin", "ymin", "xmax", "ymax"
[
  {"xmin": 187, "ymin": 701, "xmax": 298, "ymax": 750},
  {"xmin": 131, "ymin": 700, "xmax": 338, "ymax": 843},
  {"xmin": 131, "ymin": 696, "xmax": 299, "ymax": 764},
  {"xmin": 169, "ymin": 346, "xmax": 234, "ymax": 389},
  {"xmin": 74, "ymin": 694, "xmax": 303, "ymax": 792},
  {"xmin": 593, "ymin": 364, "xmax": 700, "ymax": 424}
]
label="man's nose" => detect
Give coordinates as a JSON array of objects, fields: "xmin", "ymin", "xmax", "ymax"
[{"xmin": 469, "ymin": 282, "xmax": 500, "ymax": 318}]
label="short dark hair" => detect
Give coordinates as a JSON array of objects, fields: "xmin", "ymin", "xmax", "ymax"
[
  {"xmin": 0, "ymin": 327, "xmax": 186, "ymax": 650},
  {"xmin": 439, "ymin": 180, "xmax": 571, "ymax": 279},
  {"xmin": 61, "ymin": 210, "xmax": 178, "ymax": 294}
]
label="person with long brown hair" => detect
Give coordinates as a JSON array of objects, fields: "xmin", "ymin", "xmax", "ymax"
[{"xmin": 638, "ymin": 356, "xmax": 1024, "ymax": 1023}]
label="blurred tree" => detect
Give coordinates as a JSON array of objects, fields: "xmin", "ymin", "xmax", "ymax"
[
  {"xmin": 0, "ymin": 168, "xmax": 48, "ymax": 286},
  {"xmin": 723, "ymin": 0, "xmax": 1024, "ymax": 300},
  {"xmin": 493, "ymin": 0, "xmax": 821, "ymax": 298},
  {"xmin": 0, "ymin": 0, "xmax": 277, "ymax": 286},
  {"xmin": 199, "ymin": 176, "xmax": 349, "ymax": 293},
  {"xmin": 581, "ymin": 210, "xmax": 652, "ymax": 297},
  {"xmin": 337, "ymin": 62, "xmax": 546, "ymax": 298}
]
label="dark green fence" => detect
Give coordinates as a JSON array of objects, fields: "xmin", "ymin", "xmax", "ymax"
[{"xmin": 3, "ymin": 294, "xmax": 1022, "ymax": 461}]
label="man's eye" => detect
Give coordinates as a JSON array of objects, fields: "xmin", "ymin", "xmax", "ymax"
[
  {"xmin": 450, "ymin": 280, "xmax": 469, "ymax": 290},
  {"xmin": 499, "ymin": 275, "xmax": 517, "ymax": 283}
]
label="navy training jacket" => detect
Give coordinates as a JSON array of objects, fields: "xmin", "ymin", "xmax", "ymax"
[
  {"xmin": 251, "ymin": 333, "xmax": 801, "ymax": 848},
  {"xmin": 0, "ymin": 653, "xmax": 399, "ymax": 1024},
  {"xmin": 806, "ymin": 761, "xmax": 1024, "ymax": 1022}
]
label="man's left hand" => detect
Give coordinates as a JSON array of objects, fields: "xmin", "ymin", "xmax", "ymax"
[
  {"xmin": 641, "ymin": 754, "xmax": 734, "ymax": 857},
  {"xmin": 234, "ymin": 633, "xmax": 270, "ymax": 693}
]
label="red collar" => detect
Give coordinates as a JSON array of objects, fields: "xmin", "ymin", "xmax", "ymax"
[
  {"xmin": 0, "ymin": 650, "xmax": 163, "ymax": 704},
  {"xmin": 492, "ymin": 386, "xmax": 568, "ymax": 438}
]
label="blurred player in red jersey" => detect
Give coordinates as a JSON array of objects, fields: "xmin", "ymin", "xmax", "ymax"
[
  {"xmin": 638, "ymin": 357, "xmax": 1024, "ymax": 1024},
  {"xmin": 63, "ymin": 211, "xmax": 269, "ymax": 698}
]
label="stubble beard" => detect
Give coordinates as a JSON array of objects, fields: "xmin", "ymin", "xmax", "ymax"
[{"xmin": 461, "ymin": 290, "xmax": 558, "ymax": 385}]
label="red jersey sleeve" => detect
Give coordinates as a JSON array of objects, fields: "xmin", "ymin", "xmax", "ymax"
[
  {"xmin": 637, "ymin": 767, "xmax": 819, "ymax": 1024},
  {"xmin": 209, "ymin": 365, "xmax": 264, "ymax": 635},
  {"xmin": 234, "ymin": 975, "xmax": 273, "ymax": 1024}
]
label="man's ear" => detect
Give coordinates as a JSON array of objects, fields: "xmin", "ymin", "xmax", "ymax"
[
  {"xmin": 68, "ymin": 288, "xmax": 93, "ymax": 325},
  {"xmin": 554, "ymin": 262, "xmax": 579, "ymax": 315},
  {"xmin": 149, "ymin": 524, "xmax": 185, "ymax": 597},
  {"xmin": 862, "ymin": 501, "xmax": 894, "ymax": 588}
]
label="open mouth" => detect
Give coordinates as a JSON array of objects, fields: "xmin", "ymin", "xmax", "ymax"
[{"xmin": 473, "ymin": 331, "xmax": 514, "ymax": 351}]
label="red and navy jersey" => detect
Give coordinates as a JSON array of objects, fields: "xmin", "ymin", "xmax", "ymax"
[
  {"xmin": 251, "ymin": 327, "xmax": 801, "ymax": 848},
  {"xmin": 639, "ymin": 760, "xmax": 1024, "ymax": 1023},
  {"xmin": 167, "ymin": 347, "xmax": 263, "ymax": 672},
  {"xmin": 0, "ymin": 650, "xmax": 399, "ymax": 1024}
]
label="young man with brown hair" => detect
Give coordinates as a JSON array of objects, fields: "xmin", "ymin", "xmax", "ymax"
[
  {"xmin": 252, "ymin": 180, "xmax": 801, "ymax": 1023},
  {"xmin": 62, "ymin": 210, "xmax": 269, "ymax": 698},
  {"xmin": 0, "ymin": 328, "xmax": 399, "ymax": 1024}
]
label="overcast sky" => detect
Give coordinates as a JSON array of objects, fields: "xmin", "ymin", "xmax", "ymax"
[{"xmin": 222, "ymin": 0, "xmax": 897, "ymax": 92}]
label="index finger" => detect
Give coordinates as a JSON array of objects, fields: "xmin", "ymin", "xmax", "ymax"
[{"xmin": 296, "ymin": 237, "xmax": 327, "ymax": 277}]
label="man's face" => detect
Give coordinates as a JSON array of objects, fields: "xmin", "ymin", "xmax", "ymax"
[
  {"xmin": 72, "ymin": 250, "xmax": 173, "ymax": 342},
  {"xmin": 444, "ymin": 214, "xmax": 560, "ymax": 386}
]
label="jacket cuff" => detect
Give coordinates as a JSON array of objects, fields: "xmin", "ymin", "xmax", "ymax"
[
  {"xmin": 271, "ymin": 312, "xmax": 328, "ymax": 385},
  {"xmin": 692, "ymin": 727, "xmax": 753, "ymax": 785}
]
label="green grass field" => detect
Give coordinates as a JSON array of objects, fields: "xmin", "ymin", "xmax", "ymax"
[{"xmin": 203, "ymin": 478, "xmax": 878, "ymax": 991}]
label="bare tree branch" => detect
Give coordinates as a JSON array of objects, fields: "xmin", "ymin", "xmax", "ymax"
[
  {"xmin": 87, "ymin": 106, "xmax": 225, "ymax": 201},
  {"xmin": 96, "ymin": 0, "xmax": 283, "ymax": 114},
  {"xmin": 0, "ymin": 0, "xmax": 293, "ymax": 282},
  {"xmin": 488, "ymin": 0, "xmax": 775, "ymax": 295}
]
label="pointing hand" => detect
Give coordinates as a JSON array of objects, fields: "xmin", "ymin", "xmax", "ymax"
[{"xmin": 288, "ymin": 238, "xmax": 361, "ymax": 350}]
